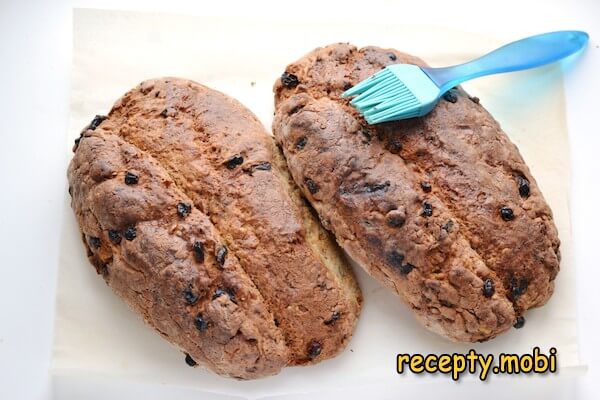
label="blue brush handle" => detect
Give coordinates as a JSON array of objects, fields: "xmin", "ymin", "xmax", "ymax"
[{"xmin": 422, "ymin": 30, "xmax": 589, "ymax": 94}]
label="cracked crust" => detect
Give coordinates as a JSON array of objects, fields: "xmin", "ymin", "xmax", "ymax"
[
  {"xmin": 68, "ymin": 79, "xmax": 361, "ymax": 378},
  {"xmin": 272, "ymin": 43, "xmax": 560, "ymax": 342}
]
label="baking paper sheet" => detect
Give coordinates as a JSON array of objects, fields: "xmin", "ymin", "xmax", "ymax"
[{"xmin": 52, "ymin": 8, "xmax": 581, "ymax": 399}]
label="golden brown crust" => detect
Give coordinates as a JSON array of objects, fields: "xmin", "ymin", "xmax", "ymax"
[
  {"xmin": 272, "ymin": 43, "xmax": 560, "ymax": 342},
  {"xmin": 68, "ymin": 133, "xmax": 287, "ymax": 379},
  {"xmin": 68, "ymin": 78, "xmax": 361, "ymax": 377}
]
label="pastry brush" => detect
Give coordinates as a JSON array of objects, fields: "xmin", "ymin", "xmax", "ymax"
[{"xmin": 342, "ymin": 31, "xmax": 588, "ymax": 124}]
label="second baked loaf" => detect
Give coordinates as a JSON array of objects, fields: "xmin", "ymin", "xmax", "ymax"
[{"xmin": 273, "ymin": 44, "xmax": 560, "ymax": 342}]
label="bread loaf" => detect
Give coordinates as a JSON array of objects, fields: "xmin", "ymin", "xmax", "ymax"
[
  {"xmin": 68, "ymin": 78, "xmax": 361, "ymax": 379},
  {"xmin": 273, "ymin": 44, "xmax": 560, "ymax": 342}
]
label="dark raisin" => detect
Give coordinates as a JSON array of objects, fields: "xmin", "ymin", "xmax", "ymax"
[
  {"xmin": 213, "ymin": 287, "xmax": 236, "ymax": 303},
  {"xmin": 422, "ymin": 202, "xmax": 433, "ymax": 217},
  {"xmin": 296, "ymin": 137, "xmax": 307, "ymax": 150},
  {"xmin": 227, "ymin": 288, "xmax": 236, "ymax": 302},
  {"xmin": 108, "ymin": 230, "xmax": 121, "ymax": 244},
  {"xmin": 307, "ymin": 341, "xmax": 322, "ymax": 359},
  {"xmin": 388, "ymin": 53, "xmax": 397, "ymax": 61},
  {"xmin": 251, "ymin": 162, "xmax": 271, "ymax": 171},
  {"xmin": 513, "ymin": 316, "xmax": 526, "ymax": 329},
  {"xmin": 343, "ymin": 82, "xmax": 352, "ymax": 91},
  {"xmin": 399, "ymin": 263, "xmax": 414, "ymax": 275},
  {"xmin": 124, "ymin": 172, "xmax": 139, "ymax": 185},
  {"xmin": 469, "ymin": 96, "xmax": 480, "ymax": 104},
  {"xmin": 520, "ymin": 279, "xmax": 529, "ymax": 293},
  {"xmin": 509, "ymin": 277, "xmax": 518, "ymax": 295},
  {"xmin": 510, "ymin": 278, "xmax": 529, "ymax": 299},
  {"xmin": 193, "ymin": 241, "xmax": 205, "ymax": 263},
  {"xmin": 194, "ymin": 314, "xmax": 208, "ymax": 331},
  {"xmin": 89, "ymin": 236, "xmax": 101, "ymax": 249},
  {"xmin": 177, "ymin": 202, "xmax": 192, "ymax": 218},
  {"xmin": 274, "ymin": 318, "xmax": 280, "ymax": 327},
  {"xmin": 365, "ymin": 181, "xmax": 390, "ymax": 193},
  {"xmin": 98, "ymin": 263, "xmax": 109, "ymax": 276},
  {"xmin": 304, "ymin": 177, "xmax": 320, "ymax": 194},
  {"xmin": 183, "ymin": 286, "xmax": 199, "ymax": 305},
  {"xmin": 216, "ymin": 246, "xmax": 228, "ymax": 268},
  {"xmin": 225, "ymin": 155, "xmax": 244, "ymax": 169},
  {"xmin": 72, "ymin": 139, "xmax": 82, "ymax": 152},
  {"xmin": 89, "ymin": 115, "xmax": 107, "ymax": 130},
  {"xmin": 212, "ymin": 288, "xmax": 226, "ymax": 300},
  {"xmin": 500, "ymin": 207, "xmax": 514, "ymax": 221},
  {"xmin": 387, "ymin": 250, "xmax": 405, "ymax": 268},
  {"xmin": 184, "ymin": 353, "xmax": 197, "ymax": 366},
  {"xmin": 289, "ymin": 105, "xmax": 302, "ymax": 115},
  {"xmin": 443, "ymin": 90, "xmax": 458, "ymax": 103},
  {"xmin": 281, "ymin": 72, "xmax": 299, "ymax": 88},
  {"xmin": 388, "ymin": 137, "xmax": 402, "ymax": 154},
  {"xmin": 482, "ymin": 278, "xmax": 495, "ymax": 298},
  {"xmin": 360, "ymin": 128, "xmax": 372, "ymax": 143},
  {"xmin": 517, "ymin": 176, "xmax": 530, "ymax": 198},
  {"xmin": 159, "ymin": 109, "xmax": 168, "ymax": 118},
  {"xmin": 124, "ymin": 226, "xmax": 136, "ymax": 241},
  {"xmin": 386, "ymin": 210, "xmax": 405, "ymax": 228},
  {"xmin": 324, "ymin": 311, "xmax": 341, "ymax": 325},
  {"xmin": 420, "ymin": 181, "xmax": 432, "ymax": 192},
  {"xmin": 442, "ymin": 220, "xmax": 454, "ymax": 232}
]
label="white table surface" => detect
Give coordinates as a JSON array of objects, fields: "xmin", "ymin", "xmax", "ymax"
[{"xmin": 1, "ymin": 0, "xmax": 599, "ymax": 399}]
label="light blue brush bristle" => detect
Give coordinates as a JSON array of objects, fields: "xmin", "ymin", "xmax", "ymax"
[
  {"xmin": 342, "ymin": 64, "xmax": 441, "ymax": 124},
  {"xmin": 344, "ymin": 31, "xmax": 591, "ymax": 124},
  {"xmin": 342, "ymin": 68, "xmax": 390, "ymax": 98}
]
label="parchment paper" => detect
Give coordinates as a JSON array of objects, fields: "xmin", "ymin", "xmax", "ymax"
[{"xmin": 52, "ymin": 8, "xmax": 580, "ymax": 399}]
